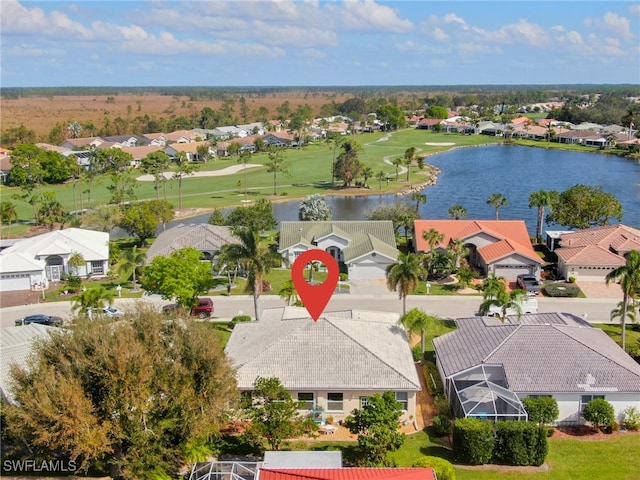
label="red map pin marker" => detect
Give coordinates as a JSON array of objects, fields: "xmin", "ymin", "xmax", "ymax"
[{"xmin": 292, "ymin": 249, "xmax": 340, "ymax": 321}]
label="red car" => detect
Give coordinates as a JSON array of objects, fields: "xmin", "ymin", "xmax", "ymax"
[{"xmin": 162, "ymin": 297, "xmax": 214, "ymax": 318}]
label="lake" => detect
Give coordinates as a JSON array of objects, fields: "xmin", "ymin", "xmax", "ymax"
[{"xmin": 169, "ymin": 145, "xmax": 640, "ymax": 235}]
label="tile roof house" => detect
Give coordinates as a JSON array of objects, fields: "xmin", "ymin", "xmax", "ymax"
[
  {"xmin": 164, "ymin": 141, "xmax": 215, "ymax": 161},
  {"xmin": 0, "ymin": 228, "xmax": 109, "ymax": 291},
  {"xmin": 278, "ymin": 221, "xmax": 399, "ymax": 280},
  {"xmin": 413, "ymin": 220, "xmax": 543, "ymax": 280},
  {"xmin": 145, "ymin": 223, "xmax": 238, "ymax": 263},
  {"xmin": 555, "ymin": 225, "xmax": 640, "ymax": 282},
  {"xmin": 433, "ymin": 313, "xmax": 640, "ymax": 424},
  {"xmin": 225, "ymin": 307, "xmax": 421, "ymax": 423},
  {"xmin": 0, "ymin": 324, "xmax": 55, "ymax": 404}
]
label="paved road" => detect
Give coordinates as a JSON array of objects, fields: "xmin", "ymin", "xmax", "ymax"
[{"xmin": 0, "ymin": 292, "xmax": 619, "ymax": 328}]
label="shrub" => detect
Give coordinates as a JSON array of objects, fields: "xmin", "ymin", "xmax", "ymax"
[
  {"xmin": 432, "ymin": 414, "xmax": 452, "ymax": 437},
  {"xmin": 412, "ymin": 456, "xmax": 456, "ymax": 480},
  {"xmin": 522, "ymin": 397, "xmax": 559, "ymax": 425},
  {"xmin": 453, "ymin": 418, "xmax": 494, "ymax": 465},
  {"xmin": 423, "ymin": 362, "xmax": 444, "ymax": 396},
  {"xmin": 568, "ymin": 276, "xmax": 576, "ymax": 283},
  {"xmin": 582, "ymin": 398, "xmax": 615, "ymax": 432},
  {"xmin": 411, "ymin": 344, "xmax": 422, "ymax": 362},
  {"xmin": 62, "ymin": 273, "xmax": 82, "ymax": 293},
  {"xmin": 493, "ymin": 421, "xmax": 548, "ymax": 466},
  {"xmin": 543, "ymin": 283, "xmax": 581, "ymax": 297},
  {"xmin": 621, "ymin": 406, "xmax": 640, "ymax": 431}
]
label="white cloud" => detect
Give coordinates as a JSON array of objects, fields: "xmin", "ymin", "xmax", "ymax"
[
  {"xmin": 328, "ymin": 0, "xmax": 413, "ymax": 33},
  {"xmin": 443, "ymin": 13, "xmax": 467, "ymax": 28},
  {"xmin": 630, "ymin": 4, "xmax": 640, "ymax": 16},
  {"xmin": 585, "ymin": 12, "xmax": 635, "ymax": 40},
  {"xmin": 250, "ymin": 21, "xmax": 337, "ymax": 48},
  {"xmin": 1, "ymin": 0, "xmax": 92, "ymax": 39},
  {"xmin": 432, "ymin": 26, "xmax": 448, "ymax": 42}
]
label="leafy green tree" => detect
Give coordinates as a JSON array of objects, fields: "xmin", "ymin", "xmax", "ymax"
[
  {"xmin": 226, "ymin": 198, "xmax": 277, "ymax": 232},
  {"xmin": 606, "ymin": 249, "xmax": 640, "ymax": 351},
  {"xmin": 426, "ymin": 105, "xmax": 450, "ymax": 119},
  {"xmin": 265, "ymin": 147, "xmax": 289, "ymax": 195},
  {"xmin": 173, "ymin": 151, "xmax": 199, "ymax": 208},
  {"xmin": 118, "ymin": 246, "xmax": 146, "ymax": 290},
  {"xmin": 344, "ymin": 391, "xmax": 405, "ymax": 466},
  {"xmin": 72, "ymin": 286, "xmax": 114, "ymax": 316},
  {"xmin": 448, "ymin": 204, "xmax": 468, "ymax": 220},
  {"xmin": 366, "ymin": 202, "xmax": 417, "ymax": 236},
  {"xmin": 386, "ymin": 252, "xmax": 426, "ymax": 314},
  {"xmin": 376, "ymin": 104, "xmax": 406, "ymax": 130},
  {"xmin": 582, "ymin": 398, "xmax": 615, "ymax": 432},
  {"xmin": 4, "ymin": 305, "xmax": 237, "ymax": 479},
  {"xmin": 298, "ymin": 194, "xmax": 332, "ymax": 221},
  {"xmin": 144, "ymin": 247, "xmax": 213, "ymax": 311},
  {"xmin": 141, "ymin": 151, "xmax": 171, "ymax": 200},
  {"xmin": 119, "ymin": 203, "xmax": 159, "ymax": 246},
  {"xmin": 98, "ymin": 148, "xmax": 137, "ymax": 207},
  {"xmin": 243, "ymin": 377, "xmax": 314, "ymax": 451},
  {"xmin": 333, "ymin": 140, "xmax": 363, "ymax": 187},
  {"xmin": 208, "ymin": 209, "xmax": 227, "ymax": 226},
  {"xmin": 148, "ymin": 199, "xmax": 175, "ymax": 232},
  {"xmin": 0, "ymin": 200, "xmax": 18, "ymax": 239},
  {"xmin": 486, "ymin": 193, "xmax": 508, "ymax": 220},
  {"xmin": 547, "ymin": 184, "xmax": 622, "ymax": 229},
  {"xmin": 218, "ymin": 228, "xmax": 283, "ymax": 321},
  {"xmin": 399, "ymin": 308, "xmax": 438, "ymax": 360},
  {"xmin": 38, "ymin": 191, "xmax": 67, "ymax": 230},
  {"xmin": 40, "ymin": 150, "xmax": 77, "ymax": 184},
  {"xmin": 404, "ymin": 147, "xmax": 416, "ymax": 181},
  {"xmin": 528, "ymin": 189, "xmax": 558, "ymax": 244}
]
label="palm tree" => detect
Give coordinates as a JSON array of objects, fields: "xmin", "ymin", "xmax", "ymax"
[
  {"xmin": 392, "ymin": 157, "xmax": 402, "ymax": 181},
  {"xmin": 528, "ymin": 190, "xmax": 557, "ymax": 244},
  {"xmin": 422, "ymin": 228, "xmax": 444, "ymax": 257},
  {"xmin": 404, "ymin": 147, "xmax": 416, "ymax": 181},
  {"xmin": 361, "ymin": 166, "xmax": 373, "ymax": 188},
  {"xmin": 386, "ymin": 252, "xmax": 426, "ymax": 314},
  {"xmin": 412, "ymin": 192, "xmax": 427, "ymax": 214},
  {"xmin": 279, "ymin": 280, "xmax": 299, "ymax": 306},
  {"xmin": 456, "ymin": 267, "xmax": 476, "ymax": 289},
  {"xmin": 610, "ymin": 300, "xmax": 637, "ymax": 334},
  {"xmin": 481, "ymin": 273, "xmax": 508, "ymax": 299},
  {"xmin": 72, "ymin": 286, "xmax": 114, "ymax": 318},
  {"xmin": 118, "ymin": 246, "xmax": 146, "ymax": 291},
  {"xmin": 486, "ymin": 193, "xmax": 508, "ymax": 220},
  {"xmin": 173, "ymin": 151, "xmax": 198, "ymax": 209},
  {"xmin": 376, "ymin": 170, "xmax": 386, "ymax": 190},
  {"xmin": 605, "ymin": 249, "xmax": 640, "ymax": 351},
  {"xmin": 399, "ymin": 308, "xmax": 437, "ymax": 362},
  {"xmin": 238, "ymin": 150, "xmax": 251, "ymax": 202},
  {"xmin": 479, "ymin": 287, "xmax": 528, "ymax": 322},
  {"xmin": 0, "ymin": 200, "xmax": 18, "ymax": 239},
  {"xmin": 67, "ymin": 251, "xmax": 86, "ymax": 277},
  {"xmin": 447, "ymin": 238, "xmax": 469, "ymax": 268},
  {"xmin": 218, "ymin": 228, "xmax": 284, "ymax": 321},
  {"xmin": 448, "ymin": 204, "xmax": 467, "ymax": 220},
  {"xmin": 265, "ymin": 147, "xmax": 288, "ymax": 195}
]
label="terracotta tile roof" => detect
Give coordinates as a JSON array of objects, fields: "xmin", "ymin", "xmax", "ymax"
[
  {"xmin": 560, "ymin": 225, "xmax": 640, "ymax": 251},
  {"xmin": 478, "ymin": 238, "xmax": 542, "ymax": 264},
  {"xmin": 555, "ymin": 245, "xmax": 626, "ymax": 266},
  {"xmin": 511, "ymin": 116, "xmax": 530, "ymax": 125},
  {"xmin": 119, "ymin": 145, "xmax": 164, "ymax": 159},
  {"xmin": 417, "ymin": 118, "xmax": 442, "ymax": 126},
  {"xmin": 259, "ymin": 468, "xmax": 436, "ymax": 480},
  {"xmin": 414, "ymin": 220, "xmax": 539, "ymax": 262},
  {"xmin": 165, "ymin": 140, "xmax": 211, "ymax": 154}
]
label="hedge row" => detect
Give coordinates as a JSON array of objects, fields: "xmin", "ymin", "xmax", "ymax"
[
  {"xmin": 423, "ymin": 362, "xmax": 444, "ymax": 397},
  {"xmin": 453, "ymin": 418, "xmax": 548, "ymax": 466},
  {"xmin": 521, "ymin": 397, "xmax": 559, "ymax": 425},
  {"xmin": 543, "ymin": 283, "xmax": 581, "ymax": 297}
]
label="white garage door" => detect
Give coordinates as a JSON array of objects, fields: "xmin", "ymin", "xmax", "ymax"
[
  {"xmin": 349, "ymin": 264, "xmax": 386, "ymax": 280},
  {"xmin": 0, "ymin": 274, "xmax": 32, "ymax": 292},
  {"xmin": 492, "ymin": 265, "xmax": 533, "ymax": 280}
]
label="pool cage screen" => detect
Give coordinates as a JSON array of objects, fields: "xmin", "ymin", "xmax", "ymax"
[{"xmin": 449, "ymin": 364, "xmax": 528, "ymax": 421}]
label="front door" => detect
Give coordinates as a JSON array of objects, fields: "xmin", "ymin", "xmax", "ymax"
[{"xmin": 47, "ymin": 265, "xmax": 62, "ymax": 281}]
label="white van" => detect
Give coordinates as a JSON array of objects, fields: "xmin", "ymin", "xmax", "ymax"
[{"xmin": 487, "ymin": 298, "xmax": 538, "ymax": 317}]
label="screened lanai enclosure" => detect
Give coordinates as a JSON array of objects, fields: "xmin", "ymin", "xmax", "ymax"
[{"xmin": 448, "ymin": 364, "xmax": 528, "ymax": 421}]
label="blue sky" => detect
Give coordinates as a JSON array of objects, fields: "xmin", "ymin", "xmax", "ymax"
[{"xmin": 1, "ymin": 1, "xmax": 639, "ymax": 87}]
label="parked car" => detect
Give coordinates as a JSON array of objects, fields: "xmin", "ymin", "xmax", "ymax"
[
  {"xmin": 516, "ymin": 274, "xmax": 542, "ymax": 295},
  {"xmin": 487, "ymin": 298, "xmax": 539, "ymax": 317},
  {"xmin": 15, "ymin": 314, "xmax": 63, "ymax": 327},
  {"xmin": 101, "ymin": 306, "xmax": 125, "ymax": 318},
  {"xmin": 162, "ymin": 297, "xmax": 214, "ymax": 318}
]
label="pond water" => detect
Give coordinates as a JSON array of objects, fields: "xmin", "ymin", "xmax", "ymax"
[{"xmin": 167, "ymin": 145, "xmax": 640, "ymax": 235}]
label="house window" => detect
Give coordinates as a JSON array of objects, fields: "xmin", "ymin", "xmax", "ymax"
[
  {"xmin": 327, "ymin": 393, "xmax": 343, "ymax": 411},
  {"xmin": 360, "ymin": 396, "xmax": 370, "ymax": 408},
  {"xmin": 580, "ymin": 395, "xmax": 605, "ymax": 414},
  {"xmin": 298, "ymin": 392, "xmax": 314, "ymax": 410},
  {"xmin": 91, "ymin": 261, "xmax": 104, "ymax": 275},
  {"xmin": 396, "ymin": 392, "xmax": 408, "ymax": 411}
]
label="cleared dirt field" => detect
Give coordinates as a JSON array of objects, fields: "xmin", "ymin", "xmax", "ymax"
[{"xmin": 1, "ymin": 90, "xmax": 354, "ymax": 140}]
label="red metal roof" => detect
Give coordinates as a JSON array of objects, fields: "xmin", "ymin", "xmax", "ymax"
[{"xmin": 259, "ymin": 468, "xmax": 436, "ymax": 480}]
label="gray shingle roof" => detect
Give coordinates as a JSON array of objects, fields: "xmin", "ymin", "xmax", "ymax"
[
  {"xmin": 145, "ymin": 223, "xmax": 238, "ymax": 262},
  {"xmin": 279, "ymin": 221, "xmax": 398, "ymax": 262},
  {"xmin": 433, "ymin": 313, "xmax": 640, "ymax": 393},
  {"xmin": 225, "ymin": 307, "xmax": 420, "ymax": 391}
]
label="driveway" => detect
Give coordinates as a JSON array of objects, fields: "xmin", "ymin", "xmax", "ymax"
[
  {"xmin": 576, "ymin": 281, "xmax": 623, "ymax": 300},
  {"xmin": 347, "ymin": 279, "xmax": 390, "ymax": 296}
]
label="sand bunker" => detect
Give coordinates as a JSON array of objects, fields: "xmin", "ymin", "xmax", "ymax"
[
  {"xmin": 424, "ymin": 142, "xmax": 456, "ymax": 146},
  {"xmin": 136, "ymin": 163, "xmax": 261, "ymax": 181}
]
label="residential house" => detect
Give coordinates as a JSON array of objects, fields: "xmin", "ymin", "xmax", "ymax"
[
  {"xmin": 164, "ymin": 141, "xmax": 215, "ymax": 162},
  {"xmin": 555, "ymin": 225, "xmax": 640, "ymax": 282},
  {"xmin": 102, "ymin": 135, "xmax": 146, "ymax": 147},
  {"xmin": 263, "ymin": 131, "xmax": 299, "ymax": 148},
  {"xmin": 433, "ymin": 313, "xmax": 640, "ymax": 424},
  {"xmin": 0, "ymin": 147, "xmax": 11, "ymax": 183},
  {"xmin": 413, "ymin": 220, "xmax": 543, "ymax": 280},
  {"xmin": 59, "ymin": 136, "xmax": 105, "ymax": 149},
  {"xmin": 142, "ymin": 132, "xmax": 168, "ymax": 146},
  {"xmin": 278, "ymin": 221, "xmax": 399, "ymax": 280},
  {"xmin": 120, "ymin": 145, "xmax": 165, "ymax": 167},
  {"xmin": 224, "ymin": 307, "xmax": 422, "ymax": 424},
  {"xmin": 1, "ymin": 324, "xmax": 55, "ymax": 404},
  {"xmin": 165, "ymin": 130, "xmax": 199, "ymax": 144},
  {"xmin": 0, "ymin": 228, "xmax": 109, "ymax": 291},
  {"xmin": 416, "ymin": 118, "xmax": 443, "ymax": 130},
  {"xmin": 145, "ymin": 223, "xmax": 238, "ymax": 263}
]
